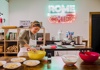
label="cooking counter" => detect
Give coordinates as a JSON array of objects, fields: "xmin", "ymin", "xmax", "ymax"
[
  {"xmin": 0, "ymin": 56, "xmax": 100, "ymax": 70},
  {"xmin": 44, "ymin": 45, "xmax": 92, "ymax": 56}
]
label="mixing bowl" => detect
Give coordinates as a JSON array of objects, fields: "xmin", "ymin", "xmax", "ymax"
[
  {"xmin": 79, "ymin": 51, "xmax": 99, "ymax": 63},
  {"xmin": 61, "ymin": 55, "xmax": 78, "ymax": 66},
  {"xmin": 28, "ymin": 50, "xmax": 46, "ymax": 60}
]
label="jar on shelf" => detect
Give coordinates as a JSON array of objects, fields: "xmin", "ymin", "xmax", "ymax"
[{"xmin": 0, "ymin": 46, "xmax": 3, "ymax": 52}]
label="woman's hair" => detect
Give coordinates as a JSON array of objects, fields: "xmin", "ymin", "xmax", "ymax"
[{"xmin": 29, "ymin": 21, "xmax": 42, "ymax": 28}]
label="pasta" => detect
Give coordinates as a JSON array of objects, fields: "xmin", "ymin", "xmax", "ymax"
[
  {"xmin": 12, "ymin": 58, "xmax": 24, "ymax": 62},
  {"xmin": 26, "ymin": 61, "xmax": 37, "ymax": 66}
]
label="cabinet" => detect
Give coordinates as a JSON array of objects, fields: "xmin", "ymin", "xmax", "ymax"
[
  {"xmin": 0, "ymin": 27, "xmax": 45, "ymax": 56},
  {"xmin": 0, "ymin": 28, "xmax": 18, "ymax": 56},
  {"xmin": 89, "ymin": 12, "xmax": 100, "ymax": 53}
]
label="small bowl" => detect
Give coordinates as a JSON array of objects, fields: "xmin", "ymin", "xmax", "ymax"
[
  {"xmin": 61, "ymin": 55, "xmax": 78, "ymax": 66},
  {"xmin": 38, "ymin": 37, "xmax": 43, "ymax": 41},
  {"xmin": 79, "ymin": 51, "xmax": 99, "ymax": 63}
]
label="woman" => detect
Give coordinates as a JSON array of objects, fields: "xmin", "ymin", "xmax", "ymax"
[{"xmin": 18, "ymin": 21, "xmax": 42, "ymax": 57}]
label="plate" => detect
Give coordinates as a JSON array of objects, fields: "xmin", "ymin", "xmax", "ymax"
[
  {"xmin": 3, "ymin": 62, "xmax": 21, "ymax": 69},
  {"xmin": 23, "ymin": 60, "xmax": 40, "ymax": 66},
  {"xmin": 0, "ymin": 61, "xmax": 6, "ymax": 66},
  {"xmin": 11, "ymin": 57, "xmax": 26, "ymax": 63}
]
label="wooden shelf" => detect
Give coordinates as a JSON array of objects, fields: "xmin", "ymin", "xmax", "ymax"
[
  {"xmin": 1, "ymin": 26, "xmax": 17, "ymax": 29},
  {"xmin": 0, "ymin": 52, "xmax": 4, "ymax": 54},
  {"xmin": 0, "ymin": 40, "xmax": 4, "ymax": 42},
  {"xmin": 6, "ymin": 52, "xmax": 18, "ymax": 54},
  {"xmin": 2, "ymin": 28, "xmax": 17, "ymax": 29},
  {"xmin": 18, "ymin": 27, "xmax": 45, "ymax": 29},
  {"xmin": 5, "ymin": 40, "xmax": 18, "ymax": 42}
]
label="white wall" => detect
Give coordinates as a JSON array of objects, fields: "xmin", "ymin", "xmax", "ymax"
[
  {"xmin": 9, "ymin": 0, "xmax": 100, "ymax": 42},
  {"xmin": 0, "ymin": 0, "xmax": 9, "ymax": 26}
]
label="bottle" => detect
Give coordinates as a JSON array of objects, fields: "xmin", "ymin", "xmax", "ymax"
[
  {"xmin": 47, "ymin": 53, "xmax": 52, "ymax": 63},
  {"xmin": 57, "ymin": 30, "xmax": 63, "ymax": 41}
]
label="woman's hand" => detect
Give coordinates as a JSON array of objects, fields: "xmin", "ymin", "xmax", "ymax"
[
  {"xmin": 24, "ymin": 44, "xmax": 37, "ymax": 52},
  {"xmin": 40, "ymin": 47, "xmax": 45, "ymax": 51},
  {"xmin": 27, "ymin": 47, "xmax": 37, "ymax": 52}
]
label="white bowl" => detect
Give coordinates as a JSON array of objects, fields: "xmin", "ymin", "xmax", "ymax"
[{"xmin": 61, "ymin": 55, "xmax": 78, "ymax": 66}]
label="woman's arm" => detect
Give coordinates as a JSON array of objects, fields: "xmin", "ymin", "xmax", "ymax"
[
  {"xmin": 18, "ymin": 30, "xmax": 36, "ymax": 51},
  {"xmin": 24, "ymin": 43, "xmax": 30, "ymax": 48},
  {"xmin": 18, "ymin": 30, "xmax": 29, "ymax": 47}
]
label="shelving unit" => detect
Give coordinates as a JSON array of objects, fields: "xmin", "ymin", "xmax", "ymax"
[
  {"xmin": 0, "ymin": 27, "xmax": 45, "ymax": 56},
  {"xmin": 3, "ymin": 28, "xmax": 18, "ymax": 56}
]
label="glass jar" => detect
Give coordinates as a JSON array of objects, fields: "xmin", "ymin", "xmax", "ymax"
[{"xmin": 0, "ymin": 46, "xmax": 3, "ymax": 52}]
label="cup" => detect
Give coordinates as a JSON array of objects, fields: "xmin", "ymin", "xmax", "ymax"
[{"xmin": 38, "ymin": 37, "xmax": 43, "ymax": 41}]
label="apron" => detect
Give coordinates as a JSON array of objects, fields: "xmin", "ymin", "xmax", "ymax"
[{"xmin": 17, "ymin": 31, "xmax": 37, "ymax": 57}]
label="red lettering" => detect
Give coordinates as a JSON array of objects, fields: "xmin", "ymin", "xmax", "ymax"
[{"xmin": 48, "ymin": 14, "xmax": 76, "ymax": 23}]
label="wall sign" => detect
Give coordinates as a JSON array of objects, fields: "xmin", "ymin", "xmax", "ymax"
[
  {"xmin": 19, "ymin": 20, "xmax": 31, "ymax": 28},
  {"xmin": 48, "ymin": 5, "xmax": 76, "ymax": 23}
]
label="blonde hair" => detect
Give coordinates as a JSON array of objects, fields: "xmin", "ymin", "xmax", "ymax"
[{"xmin": 29, "ymin": 21, "xmax": 42, "ymax": 28}]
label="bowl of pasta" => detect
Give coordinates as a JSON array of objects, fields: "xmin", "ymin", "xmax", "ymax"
[
  {"xmin": 11, "ymin": 57, "xmax": 26, "ymax": 63},
  {"xmin": 3, "ymin": 62, "xmax": 21, "ymax": 69},
  {"xmin": 23, "ymin": 60, "xmax": 40, "ymax": 66}
]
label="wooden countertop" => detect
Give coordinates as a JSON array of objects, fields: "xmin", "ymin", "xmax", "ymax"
[{"xmin": 0, "ymin": 56, "xmax": 100, "ymax": 70}]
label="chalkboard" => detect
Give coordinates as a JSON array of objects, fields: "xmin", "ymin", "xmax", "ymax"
[{"xmin": 92, "ymin": 14, "xmax": 100, "ymax": 53}]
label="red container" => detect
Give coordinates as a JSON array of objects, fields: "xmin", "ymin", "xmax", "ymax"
[
  {"xmin": 79, "ymin": 52, "xmax": 99, "ymax": 63},
  {"xmin": 51, "ymin": 45, "xmax": 57, "ymax": 49}
]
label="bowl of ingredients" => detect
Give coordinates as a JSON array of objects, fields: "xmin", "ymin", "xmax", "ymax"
[
  {"xmin": 61, "ymin": 55, "xmax": 78, "ymax": 66},
  {"xmin": 3, "ymin": 62, "xmax": 21, "ymax": 69},
  {"xmin": 23, "ymin": 60, "xmax": 40, "ymax": 66},
  {"xmin": 28, "ymin": 50, "xmax": 46, "ymax": 60}
]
